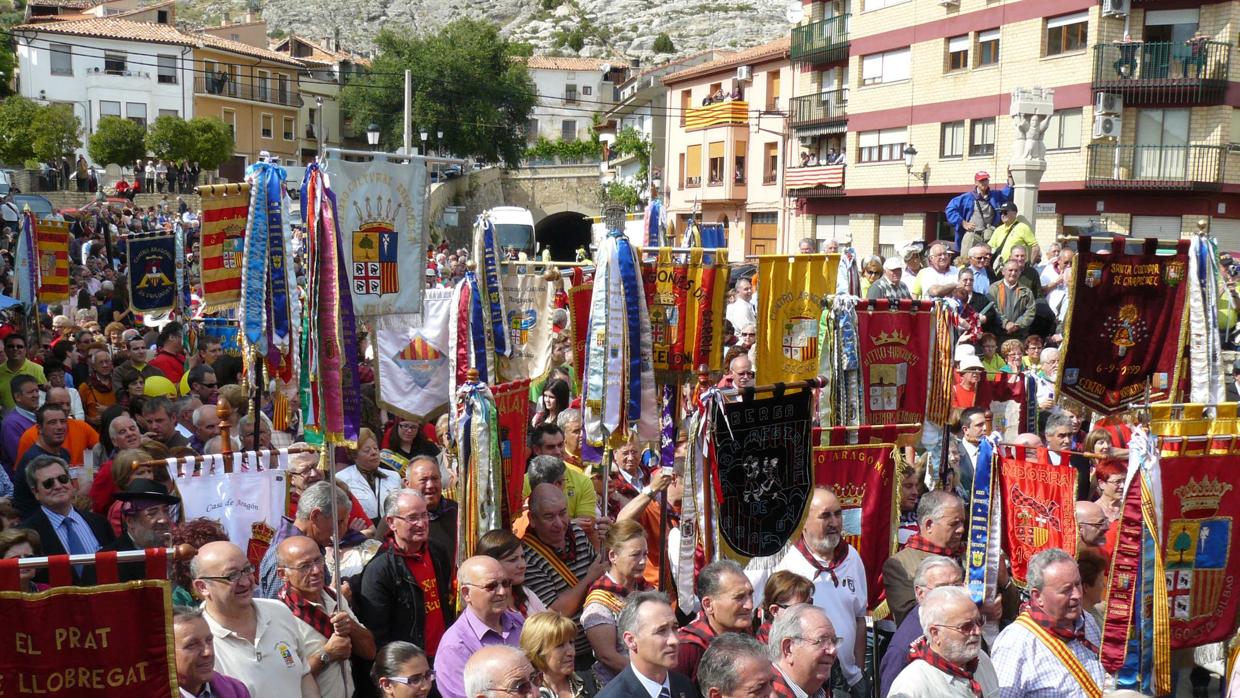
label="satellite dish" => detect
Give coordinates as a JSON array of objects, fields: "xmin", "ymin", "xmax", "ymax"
[{"xmin": 785, "ymin": 1, "xmax": 804, "ymax": 23}]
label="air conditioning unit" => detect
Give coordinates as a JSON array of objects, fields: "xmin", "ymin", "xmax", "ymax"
[
  {"xmin": 1095, "ymin": 92, "xmax": 1123, "ymax": 116},
  {"xmin": 938, "ymin": 0, "xmax": 959, "ymax": 6},
  {"xmin": 799, "ymin": 136, "xmax": 816, "ymax": 146},
  {"xmin": 736, "ymin": 65, "xmax": 753, "ymax": 81},
  {"xmin": 1101, "ymin": 0, "xmax": 1130, "ymax": 17},
  {"xmin": 1093, "ymin": 114, "xmax": 1122, "ymax": 140}
]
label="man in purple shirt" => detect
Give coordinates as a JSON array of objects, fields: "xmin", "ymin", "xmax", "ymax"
[
  {"xmin": 1, "ymin": 374, "xmax": 39, "ymax": 475},
  {"xmin": 434, "ymin": 555, "xmax": 526, "ymax": 698}
]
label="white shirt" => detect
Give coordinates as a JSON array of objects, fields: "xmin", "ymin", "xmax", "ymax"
[
  {"xmin": 334, "ymin": 465, "xmax": 401, "ymax": 520},
  {"xmin": 1040, "ymin": 264, "xmax": 1071, "ymax": 321},
  {"xmin": 204, "ymin": 598, "xmax": 312, "ymax": 697},
  {"xmin": 990, "ymin": 614, "xmax": 1104, "ymax": 698},
  {"xmin": 912, "ymin": 266, "xmax": 959, "ymax": 299},
  {"xmin": 726, "ymin": 297, "xmax": 756, "ymax": 333},
  {"xmin": 290, "ymin": 591, "xmax": 357, "ymax": 698},
  {"xmin": 770, "ymin": 543, "xmax": 868, "ymax": 685},
  {"xmin": 889, "ymin": 651, "xmax": 1000, "ymax": 698},
  {"xmin": 630, "ymin": 663, "xmax": 671, "ymax": 698}
]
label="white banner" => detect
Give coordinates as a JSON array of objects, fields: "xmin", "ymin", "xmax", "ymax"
[
  {"xmin": 374, "ymin": 288, "xmax": 453, "ymax": 419},
  {"xmin": 497, "ymin": 268, "xmax": 559, "ymax": 383},
  {"xmin": 324, "ymin": 153, "xmax": 428, "ymax": 316},
  {"xmin": 170, "ymin": 454, "xmax": 288, "ymax": 565}
]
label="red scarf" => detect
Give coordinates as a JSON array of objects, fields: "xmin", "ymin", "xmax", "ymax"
[
  {"xmin": 904, "ymin": 534, "xmax": 959, "ymax": 558},
  {"xmin": 587, "ymin": 572, "xmax": 650, "ymax": 597},
  {"xmin": 277, "ymin": 584, "xmax": 336, "ymax": 641},
  {"xmin": 794, "ymin": 537, "xmax": 848, "ymax": 587},
  {"xmin": 907, "ymin": 635, "xmax": 982, "ymax": 697},
  {"xmin": 1024, "ymin": 604, "xmax": 1099, "ymax": 655}
]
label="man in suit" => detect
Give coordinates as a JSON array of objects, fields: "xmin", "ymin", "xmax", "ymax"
[
  {"xmin": 598, "ymin": 591, "xmax": 699, "ymax": 698},
  {"xmin": 697, "ymin": 633, "xmax": 774, "ymax": 698},
  {"xmin": 1226, "ymin": 362, "xmax": 1240, "ymax": 402},
  {"xmin": 956, "ymin": 407, "xmax": 988, "ymax": 495},
  {"xmin": 882, "ymin": 491, "xmax": 966, "ymax": 625},
  {"xmin": 19, "ymin": 454, "xmax": 113, "ymax": 584},
  {"xmin": 172, "ymin": 605, "xmax": 252, "ymax": 697}
]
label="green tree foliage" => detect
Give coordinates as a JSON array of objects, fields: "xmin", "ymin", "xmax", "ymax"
[
  {"xmin": 30, "ymin": 103, "xmax": 81, "ymax": 161},
  {"xmin": 88, "ymin": 116, "xmax": 147, "ymax": 168},
  {"xmin": 341, "ymin": 19, "xmax": 538, "ymax": 167},
  {"xmin": 601, "ymin": 180, "xmax": 640, "ymax": 208},
  {"xmin": 144, "ymin": 114, "xmax": 194, "ymax": 162},
  {"xmin": 524, "ymin": 136, "xmax": 600, "ymax": 164},
  {"xmin": 0, "ymin": 97, "xmax": 42, "ymax": 164},
  {"xmin": 653, "ymin": 33, "xmax": 675, "ymax": 53},
  {"xmin": 186, "ymin": 117, "xmax": 234, "ymax": 170},
  {"xmin": 611, "ymin": 126, "xmax": 651, "ymax": 183}
]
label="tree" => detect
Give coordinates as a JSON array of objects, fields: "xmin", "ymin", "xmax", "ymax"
[
  {"xmin": 341, "ymin": 19, "xmax": 538, "ymax": 167},
  {"xmin": 653, "ymin": 33, "xmax": 675, "ymax": 53},
  {"xmin": 186, "ymin": 117, "xmax": 233, "ymax": 170},
  {"xmin": 88, "ymin": 116, "xmax": 146, "ymax": 168},
  {"xmin": 0, "ymin": 96, "xmax": 40, "ymax": 164},
  {"xmin": 30, "ymin": 103, "xmax": 81, "ymax": 161},
  {"xmin": 612, "ymin": 126, "xmax": 652, "ymax": 183},
  {"xmin": 145, "ymin": 114, "xmax": 193, "ymax": 162}
]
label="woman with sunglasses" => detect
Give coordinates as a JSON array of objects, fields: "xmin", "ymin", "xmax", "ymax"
[
  {"xmin": 860, "ymin": 256, "xmax": 883, "ymax": 297},
  {"xmin": 373, "ymin": 641, "xmax": 435, "ymax": 698}
]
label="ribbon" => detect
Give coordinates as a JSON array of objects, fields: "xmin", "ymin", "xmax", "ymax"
[
  {"xmin": 614, "ymin": 233, "xmax": 643, "ymax": 425},
  {"xmin": 326, "ymin": 186, "xmax": 362, "ymax": 444},
  {"xmin": 303, "ymin": 163, "xmax": 346, "ymax": 442},
  {"xmin": 475, "ymin": 217, "xmax": 510, "ymax": 359},
  {"xmin": 241, "ymin": 163, "xmax": 273, "ymax": 346},
  {"xmin": 659, "ymin": 383, "xmax": 676, "ymax": 468},
  {"xmin": 965, "ymin": 436, "xmax": 1000, "ymax": 605},
  {"xmin": 456, "ymin": 379, "xmax": 502, "ymax": 566},
  {"xmin": 644, "ymin": 198, "xmax": 663, "ymax": 248},
  {"xmin": 466, "ymin": 270, "xmax": 490, "ymax": 383},
  {"xmin": 1187, "ymin": 235, "xmax": 1224, "ymax": 404},
  {"xmin": 264, "ymin": 167, "xmax": 292, "ymax": 366}
]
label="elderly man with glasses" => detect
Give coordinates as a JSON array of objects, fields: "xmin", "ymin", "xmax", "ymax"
[
  {"xmin": 911, "ymin": 242, "xmax": 960, "ymax": 300},
  {"xmin": 768, "ymin": 603, "xmax": 837, "ymax": 698},
  {"xmin": 436, "ymin": 556, "xmax": 526, "ymax": 698},
  {"xmin": 887, "ymin": 585, "xmax": 1000, "ymax": 697},
  {"xmin": 464, "ymin": 645, "xmax": 544, "ymax": 698}
]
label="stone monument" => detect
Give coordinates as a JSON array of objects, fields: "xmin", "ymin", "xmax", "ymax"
[{"xmin": 1008, "ymin": 87, "xmax": 1055, "ymax": 226}]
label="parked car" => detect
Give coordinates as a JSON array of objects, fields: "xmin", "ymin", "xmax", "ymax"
[
  {"xmin": 11, "ymin": 194, "xmax": 56, "ymax": 220},
  {"xmin": 0, "ymin": 170, "xmax": 14, "ymax": 196}
]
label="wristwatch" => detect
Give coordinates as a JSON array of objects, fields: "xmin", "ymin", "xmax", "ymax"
[
  {"xmin": 317, "ymin": 650, "xmax": 331, "ymax": 665},
  {"xmin": 640, "ymin": 486, "xmax": 653, "ymax": 498}
]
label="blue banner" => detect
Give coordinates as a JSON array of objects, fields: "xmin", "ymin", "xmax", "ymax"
[{"xmin": 126, "ymin": 234, "xmax": 178, "ymax": 313}]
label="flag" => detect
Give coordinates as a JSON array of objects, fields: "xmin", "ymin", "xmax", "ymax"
[
  {"xmin": 854, "ymin": 299, "xmax": 935, "ymax": 425},
  {"xmin": 34, "ymin": 218, "xmax": 70, "ymax": 302},
  {"xmin": 492, "ymin": 379, "xmax": 532, "ymax": 522},
  {"xmin": 496, "ymin": 268, "xmax": 557, "ymax": 383},
  {"xmin": 998, "ymin": 445, "xmax": 1078, "ymax": 585},
  {"xmin": 455, "ymin": 378, "xmax": 502, "ymax": 566},
  {"xmin": 197, "ymin": 182, "xmax": 249, "ymax": 310},
  {"xmin": 756, "ymin": 254, "xmax": 839, "ymax": 384},
  {"xmin": 641, "ymin": 247, "xmax": 729, "ymax": 376},
  {"xmin": 126, "ymin": 233, "xmax": 177, "ymax": 314},
  {"xmin": 374, "ymin": 290, "xmax": 454, "ymax": 419}
]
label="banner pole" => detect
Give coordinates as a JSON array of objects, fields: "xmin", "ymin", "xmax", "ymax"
[
  {"xmin": 12, "ymin": 544, "xmax": 195, "ymax": 571},
  {"xmin": 325, "ymin": 440, "xmax": 348, "ymax": 691}
]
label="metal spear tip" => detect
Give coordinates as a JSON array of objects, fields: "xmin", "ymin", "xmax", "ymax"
[{"xmin": 543, "ymin": 266, "xmax": 561, "ymax": 282}]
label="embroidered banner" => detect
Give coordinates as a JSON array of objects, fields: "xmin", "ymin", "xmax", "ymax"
[
  {"xmin": 998, "ymin": 446, "xmax": 1079, "ymax": 585},
  {"xmin": 713, "ymin": 390, "xmax": 813, "ymax": 561},
  {"xmin": 1161, "ymin": 454, "xmax": 1240, "ymax": 648},
  {"xmin": 34, "ymin": 218, "xmax": 70, "ymax": 302},
  {"xmin": 197, "ymin": 182, "xmax": 249, "ymax": 309},
  {"xmin": 976, "ymin": 372, "xmax": 1037, "ymax": 441},
  {"xmin": 641, "ymin": 248, "xmax": 729, "ymax": 376},
  {"xmin": 125, "ymin": 234, "xmax": 178, "ymax": 314},
  {"xmin": 197, "ymin": 317, "xmax": 241, "ymax": 357},
  {"xmin": 374, "ymin": 289, "xmax": 453, "ymax": 420},
  {"xmin": 567, "ymin": 283, "xmax": 592, "ymax": 389},
  {"xmin": 812, "ymin": 430, "xmax": 898, "ymax": 609},
  {"xmin": 493, "ymin": 379, "xmax": 532, "ymax": 523},
  {"xmin": 1059, "ymin": 236, "xmax": 1189, "ymax": 414},
  {"xmin": 0, "ymin": 580, "xmax": 176, "ymax": 696},
  {"xmin": 497, "ymin": 268, "xmax": 559, "ymax": 383},
  {"xmin": 855, "ymin": 300, "xmax": 935, "ymax": 425},
  {"xmin": 327, "ymin": 154, "xmax": 427, "ymax": 316},
  {"xmin": 756, "ymin": 254, "xmax": 839, "ymax": 384}
]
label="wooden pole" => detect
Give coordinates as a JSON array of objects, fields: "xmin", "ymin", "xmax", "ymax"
[{"xmin": 216, "ymin": 397, "xmax": 233, "ymax": 472}]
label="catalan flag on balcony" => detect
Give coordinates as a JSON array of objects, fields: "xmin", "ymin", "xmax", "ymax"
[
  {"xmin": 785, "ymin": 164, "xmax": 845, "ymax": 190},
  {"xmin": 34, "ymin": 218, "xmax": 70, "ymax": 302}
]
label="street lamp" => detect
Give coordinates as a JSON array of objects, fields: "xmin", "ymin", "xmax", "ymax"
[
  {"xmin": 367, "ymin": 122, "xmax": 381, "ymax": 150},
  {"xmin": 903, "ymin": 144, "xmax": 929, "ymax": 182}
]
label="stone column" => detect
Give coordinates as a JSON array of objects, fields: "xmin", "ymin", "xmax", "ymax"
[{"xmin": 1007, "ymin": 87, "xmax": 1055, "ymax": 233}]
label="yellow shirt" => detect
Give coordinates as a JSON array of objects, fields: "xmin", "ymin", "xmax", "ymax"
[
  {"xmin": 0, "ymin": 360, "xmax": 47, "ymax": 410},
  {"xmin": 521, "ymin": 459, "xmax": 598, "ymax": 519}
]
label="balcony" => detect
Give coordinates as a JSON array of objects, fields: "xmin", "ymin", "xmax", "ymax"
[
  {"xmin": 785, "ymin": 164, "xmax": 845, "ymax": 197},
  {"xmin": 1085, "ymin": 143, "xmax": 1224, "ymax": 191},
  {"xmin": 1092, "ymin": 40, "xmax": 1230, "ymax": 106},
  {"xmin": 683, "ymin": 100, "xmax": 748, "ymax": 131},
  {"xmin": 789, "ymin": 89, "xmax": 847, "ymax": 133},
  {"xmin": 791, "ymin": 14, "xmax": 849, "ymax": 65},
  {"xmin": 194, "ymin": 76, "xmax": 301, "ymax": 107}
]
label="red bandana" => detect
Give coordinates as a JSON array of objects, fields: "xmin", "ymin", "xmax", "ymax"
[
  {"xmin": 904, "ymin": 534, "xmax": 959, "ymax": 558},
  {"xmin": 907, "ymin": 635, "xmax": 982, "ymax": 698},
  {"xmin": 587, "ymin": 573, "xmax": 650, "ymax": 597},
  {"xmin": 1023, "ymin": 604, "xmax": 1099, "ymax": 655},
  {"xmin": 277, "ymin": 584, "xmax": 336, "ymax": 640},
  {"xmin": 794, "ymin": 537, "xmax": 849, "ymax": 587}
]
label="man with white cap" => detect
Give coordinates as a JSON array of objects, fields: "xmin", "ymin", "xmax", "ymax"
[
  {"xmin": 867, "ymin": 257, "xmax": 912, "ymax": 302},
  {"xmin": 953, "ymin": 355, "xmax": 986, "ymax": 410}
]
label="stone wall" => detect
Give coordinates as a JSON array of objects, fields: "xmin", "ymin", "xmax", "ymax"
[
  {"xmin": 425, "ymin": 167, "xmax": 505, "ymax": 250},
  {"xmin": 500, "ymin": 164, "xmax": 601, "ymax": 221},
  {"xmin": 40, "ymin": 191, "xmax": 202, "ymax": 211}
]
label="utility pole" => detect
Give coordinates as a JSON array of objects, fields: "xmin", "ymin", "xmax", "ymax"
[{"xmin": 403, "ymin": 69, "xmax": 411, "ymax": 156}]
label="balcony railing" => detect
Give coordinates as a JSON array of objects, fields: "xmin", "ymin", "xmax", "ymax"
[
  {"xmin": 683, "ymin": 100, "xmax": 748, "ymax": 130},
  {"xmin": 789, "ymin": 89, "xmax": 848, "ymax": 131},
  {"xmin": 194, "ymin": 76, "xmax": 301, "ymax": 107},
  {"xmin": 1092, "ymin": 40, "xmax": 1230, "ymax": 105},
  {"xmin": 785, "ymin": 164, "xmax": 845, "ymax": 197},
  {"xmin": 791, "ymin": 14, "xmax": 849, "ymax": 64},
  {"xmin": 1085, "ymin": 143, "xmax": 1224, "ymax": 191}
]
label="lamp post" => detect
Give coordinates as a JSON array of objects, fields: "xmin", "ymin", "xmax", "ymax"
[
  {"xmin": 903, "ymin": 144, "xmax": 929, "ymax": 182},
  {"xmin": 366, "ymin": 122, "xmax": 381, "ymax": 151}
]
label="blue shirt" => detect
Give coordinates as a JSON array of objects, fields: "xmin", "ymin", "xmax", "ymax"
[{"xmin": 41, "ymin": 504, "xmax": 102, "ymax": 555}]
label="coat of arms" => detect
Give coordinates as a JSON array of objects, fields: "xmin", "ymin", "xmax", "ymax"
[
  {"xmin": 1167, "ymin": 476, "xmax": 1233, "ymax": 621},
  {"xmin": 351, "ymin": 196, "xmax": 403, "ymax": 296},
  {"xmin": 394, "ymin": 334, "xmax": 445, "ymax": 389},
  {"xmin": 1084, "ymin": 261, "xmax": 1105, "ymax": 288}
]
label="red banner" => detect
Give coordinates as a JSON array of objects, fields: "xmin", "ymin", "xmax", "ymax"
[
  {"xmin": 492, "ymin": 379, "xmax": 532, "ymax": 523},
  {"xmin": 812, "ymin": 430, "xmax": 897, "ymax": 609},
  {"xmin": 0, "ymin": 580, "xmax": 176, "ymax": 696},
  {"xmin": 35, "ymin": 219, "xmax": 71, "ymax": 302},
  {"xmin": 1059, "ymin": 236, "xmax": 1189, "ymax": 414},
  {"xmin": 855, "ymin": 300, "xmax": 934, "ymax": 425},
  {"xmin": 1161, "ymin": 454, "xmax": 1240, "ymax": 648},
  {"xmin": 567, "ymin": 283, "xmax": 591, "ymax": 393},
  {"xmin": 998, "ymin": 446, "xmax": 1078, "ymax": 585},
  {"xmin": 641, "ymin": 248, "xmax": 728, "ymax": 375}
]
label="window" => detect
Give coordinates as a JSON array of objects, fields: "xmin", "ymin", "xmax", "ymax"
[
  {"xmin": 865, "ymin": 0, "xmax": 909, "ymax": 10},
  {"xmin": 764, "ymin": 142, "xmax": 779, "ymax": 183},
  {"xmin": 278, "ymin": 74, "xmax": 289, "ymax": 104},
  {"xmin": 1232, "ymin": 109, "xmax": 1240, "ymax": 145},
  {"xmin": 156, "ymin": 9, "xmax": 168, "ymax": 23},
  {"xmin": 104, "ymin": 52, "xmax": 126, "ymax": 75},
  {"xmin": 526, "ymin": 118, "xmax": 538, "ymax": 141},
  {"xmin": 99, "ymin": 100, "xmax": 121, "ymax": 118},
  {"xmin": 1046, "ymin": 12, "xmax": 1088, "ymax": 56},
  {"xmin": 582, "ymin": 85, "xmax": 592, "ymax": 96},
  {"xmin": 222, "ymin": 109, "xmax": 236, "ymax": 137},
  {"xmin": 940, "ymin": 120, "xmax": 964, "ymax": 158},
  {"xmin": 969, "ymin": 118, "xmax": 995, "ymax": 156},
  {"xmin": 49, "ymin": 43, "xmax": 71, "ymax": 76},
  {"xmin": 861, "ymin": 48, "xmax": 910, "ymax": 86},
  {"xmin": 156, "ymin": 55, "xmax": 176, "ymax": 84},
  {"xmin": 767, "ymin": 70, "xmax": 781, "ymax": 111},
  {"xmin": 947, "ymin": 35, "xmax": 969, "ymax": 71},
  {"xmin": 977, "ymin": 29, "xmax": 1000, "ymax": 66},
  {"xmin": 256, "ymin": 70, "xmax": 269, "ymax": 101},
  {"xmin": 560, "ymin": 119, "xmax": 577, "ymax": 141},
  {"xmin": 1045, "ymin": 108, "xmax": 1082, "ymax": 150},
  {"xmin": 261, "ymin": 113, "xmax": 273, "ymax": 139},
  {"xmin": 735, "ymin": 140, "xmax": 746, "ymax": 184},
  {"xmin": 680, "ymin": 90, "xmax": 691, "ymax": 126},
  {"xmin": 878, "ymin": 215, "xmax": 904, "ymax": 259},
  {"xmin": 283, "ymin": 116, "xmax": 295, "ymax": 141},
  {"xmin": 158, "ymin": 109, "xmax": 179, "ymax": 118},
  {"xmin": 1134, "ymin": 108, "xmax": 1190, "ymax": 179},
  {"xmin": 816, "ymin": 215, "xmax": 849, "ymax": 243},
  {"xmin": 564, "ymin": 85, "xmax": 578, "ymax": 104},
  {"xmin": 678, "ymin": 153, "xmax": 685, "ymax": 189},
  {"xmin": 125, "ymin": 102, "xmax": 146, "ymax": 127},
  {"xmin": 708, "ymin": 141, "xmax": 725, "ymax": 185},
  {"xmin": 686, "ymin": 144, "xmax": 702, "ymax": 187},
  {"xmin": 858, "ymin": 127, "xmax": 907, "ymax": 162}
]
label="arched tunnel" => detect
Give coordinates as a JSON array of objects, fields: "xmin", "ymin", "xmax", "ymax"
[{"xmin": 535, "ymin": 211, "xmax": 594, "ymax": 262}]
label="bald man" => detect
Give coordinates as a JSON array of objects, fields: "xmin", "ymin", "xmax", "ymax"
[
  {"xmin": 1075, "ymin": 500, "xmax": 1111, "ymax": 552},
  {"xmin": 463, "ymin": 646, "xmax": 539, "ymax": 698},
  {"xmin": 435, "ymin": 556, "xmax": 526, "ymax": 698}
]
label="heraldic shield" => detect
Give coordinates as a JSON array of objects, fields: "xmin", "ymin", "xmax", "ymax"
[
  {"xmin": 352, "ymin": 218, "xmax": 400, "ymax": 297},
  {"xmin": 1166, "ymin": 476, "xmax": 1233, "ymax": 622},
  {"xmin": 713, "ymin": 389, "xmax": 814, "ymax": 560}
]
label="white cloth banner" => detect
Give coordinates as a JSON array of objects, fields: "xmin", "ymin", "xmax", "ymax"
[
  {"xmin": 497, "ymin": 268, "xmax": 559, "ymax": 383},
  {"xmin": 375, "ymin": 288, "xmax": 454, "ymax": 419},
  {"xmin": 170, "ymin": 454, "xmax": 288, "ymax": 564}
]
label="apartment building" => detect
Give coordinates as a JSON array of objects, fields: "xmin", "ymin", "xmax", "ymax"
[
  {"xmin": 787, "ymin": 0, "xmax": 1240, "ymax": 256},
  {"xmin": 524, "ymin": 56, "xmax": 627, "ymax": 144},
  {"xmin": 663, "ymin": 37, "xmax": 794, "ymax": 258},
  {"xmin": 270, "ymin": 34, "xmax": 369, "ymax": 162}
]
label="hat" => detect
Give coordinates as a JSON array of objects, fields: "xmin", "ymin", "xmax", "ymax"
[
  {"xmin": 998, "ymin": 202, "xmax": 1018, "ymax": 214},
  {"xmin": 958, "ymin": 356, "xmax": 985, "ymax": 372},
  {"xmin": 882, "ymin": 257, "xmax": 902, "ymax": 271},
  {"xmin": 143, "ymin": 375, "xmax": 178, "ymax": 398},
  {"xmin": 954, "ymin": 344, "xmax": 977, "ymax": 363},
  {"xmin": 114, "ymin": 477, "xmax": 180, "ymax": 510},
  {"xmin": 121, "ymin": 328, "xmax": 142, "ymax": 341},
  {"xmin": 975, "ymin": 171, "xmax": 991, "ymax": 182}
]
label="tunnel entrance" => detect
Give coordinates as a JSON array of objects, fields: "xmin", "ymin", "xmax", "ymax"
[{"xmin": 535, "ymin": 210, "xmax": 593, "ymax": 262}]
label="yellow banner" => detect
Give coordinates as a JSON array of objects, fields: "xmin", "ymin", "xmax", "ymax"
[
  {"xmin": 197, "ymin": 183, "xmax": 250, "ymax": 310},
  {"xmin": 35, "ymin": 219, "xmax": 70, "ymax": 302},
  {"xmin": 756, "ymin": 253, "xmax": 839, "ymax": 384}
]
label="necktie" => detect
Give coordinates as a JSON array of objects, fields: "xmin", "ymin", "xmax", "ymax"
[
  {"xmin": 659, "ymin": 686, "xmax": 671, "ymax": 698},
  {"xmin": 62, "ymin": 518, "xmax": 88, "ymax": 576}
]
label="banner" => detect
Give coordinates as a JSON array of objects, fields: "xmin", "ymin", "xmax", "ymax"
[
  {"xmin": 812, "ymin": 428, "xmax": 898, "ymax": 609},
  {"xmin": 713, "ymin": 390, "xmax": 813, "ymax": 561},
  {"xmin": 327, "ymin": 154, "xmax": 427, "ymax": 316},
  {"xmin": 497, "ymin": 269, "xmax": 558, "ymax": 383},
  {"xmin": 567, "ymin": 283, "xmax": 592, "ymax": 388},
  {"xmin": 756, "ymin": 254, "xmax": 839, "ymax": 384},
  {"xmin": 35, "ymin": 218, "xmax": 70, "ymax": 302},
  {"xmin": 198, "ymin": 317, "xmax": 241, "ymax": 356},
  {"xmin": 0, "ymin": 581, "xmax": 176, "ymax": 696},
  {"xmin": 170, "ymin": 457, "xmax": 288, "ymax": 569},
  {"xmin": 1059, "ymin": 236, "xmax": 1189, "ymax": 414},
  {"xmin": 125, "ymin": 234, "xmax": 178, "ymax": 314},
  {"xmin": 976, "ymin": 372, "xmax": 1037, "ymax": 441},
  {"xmin": 854, "ymin": 299, "xmax": 934, "ymax": 425},
  {"xmin": 998, "ymin": 446, "xmax": 1078, "ymax": 585},
  {"xmin": 1162, "ymin": 454, "xmax": 1240, "ymax": 648},
  {"xmin": 493, "ymin": 379, "xmax": 532, "ymax": 522},
  {"xmin": 374, "ymin": 289, "xmax": 453, "ymax": 420},
  {"xmin": 642, "ymin": 248, "xmax": 729, "ymax": 375},
  {"xmin": 197, "ymin": 183, "xmax": 249, "ymax": 310}
]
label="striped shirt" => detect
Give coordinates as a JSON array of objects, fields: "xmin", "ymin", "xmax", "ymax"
[
  {"xmin": 990, "ymin": 613, "xmax": 1104, "ymax": 698},
  {"xmin": 42, "ymin": 505, "xmax": 102, "ymax": 556},
  {"xmin": 522, "ymin": 524, "xmax": 596, "ymax": 656}
]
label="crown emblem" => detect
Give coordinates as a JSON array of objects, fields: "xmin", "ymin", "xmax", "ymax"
[
  {"xmin": 1174, "ymin": 476, "xmax": 1232, "ymax": 515},
  {"xmin": 873, "ymin": 330, "xmax": 909, "ymax": 346},
  {"xmin": 352, "ymin": 195, "xmax": 403, "ymax": 228},
  {"xmin": 833, "ymin": 482, "xmax": 865, "ymax": 508},
  {"xmin": 250, "ymin": 520, "xmax": 276, "ymax": 545}
]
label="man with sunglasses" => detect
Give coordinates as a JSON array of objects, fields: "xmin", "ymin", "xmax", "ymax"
[
  {"xmin": 185, "ymin": 364, "xmax": 220, "ymax": 406},
  {"xmin": 887, "ymin": 585, "xmax": 999, "ymax": 697},
  {"xmin": 18, "ymin": 454, "xmax": 113, "ymax": 585},
  {"xmin": 436, "ymin": 556, "xmax": 526, "ymax": 698}
]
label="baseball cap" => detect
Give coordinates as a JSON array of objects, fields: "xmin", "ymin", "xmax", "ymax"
[
  {"xmin": 882, "ymin": 257, "xmax": 902, "ymax": 271},
  {"xmin": 998, "ymin": 202, "xmax": 1018, "ymax": 214},
  {"xmin": 958, "ymin": 356, "xmax": 985, "ymax": 372},
  {"xmin": 975, "ymin": 171, "xmax": 991, "ymax": 182}
]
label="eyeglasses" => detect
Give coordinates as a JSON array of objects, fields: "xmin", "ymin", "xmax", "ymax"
[
  {"xmin": 1079, "ymin": 519, "xmax": 1110, "ymax": 529},
  {"xmin": 6, "ymin": 343, "xmax": 23, "ymax": 350},
  {"xmin": 934, "ymin": 619, "xmax": 984, "ymax": 635},
  {"xmin": 280, "ymin": 557, "xmax": 324, "ymax": 574},
  {"xmin": 387, "ymin": 671, "xmax": 436, "ymax": 687},
  {"xmin": 197, "ymin": 382, "xmax": 218, "ymax": 389},
  {"xmin": 390, "ymin": 511, "xmax": 430, "ymax": 524},
  {"xmin": 197, "ymin": 564, "xmax": 255, "ymax": 585},
  {"xmin": 794, "ymin": 635, "xmax": 840, "ymax": 649},
  {"xmin": 740, "ymin": 332, "xmax": 756, "ymax": 337},
  {"xmin": 488, "ymin": 673, "xmax": 542, "ymax": 695},
  {"xmin": 397, "ymin": 423, "xmax": 418, "ymax": 430},
  {"xmin": 465, "ymin": 578, "xmax": 513, "ymax": 593},
  {"xmin": 736, "ymin": 370, "xmax": 756, "ymax": 377},
  {"xmin": 39, "ymin": 473, "xmax": 71, "ymax": 490}
]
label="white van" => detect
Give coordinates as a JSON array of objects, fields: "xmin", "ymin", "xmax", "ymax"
[{"xmin": 487, "ymin": 206, "xmax": 536, "ymax": 255}]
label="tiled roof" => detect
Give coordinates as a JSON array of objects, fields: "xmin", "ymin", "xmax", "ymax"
[
  {"xmin": 272, "ymin": 34, "xmax": 368, "ymax": 66},
  {"xmin": 25, "ymin": 0, "xmax": 95, "ymax": 9},
  {"xmin": 523, "ymin": 55, "xmax": 628, "ymax": 72},
  {"xmin": 12, "ymin": 17, "xmax": 302, "ymax": 65},
  {"xmin": 663, "ymin": 36, "xmax": 790, "ymax": 84},
  {"xmin": 110, "ymin": 0, "xmax": 174, "ymax": 19}
]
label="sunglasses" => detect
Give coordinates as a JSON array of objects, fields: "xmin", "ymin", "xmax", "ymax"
[
  {"xmin": 39, "ymin": 473, "xmax": 71, "ymax": 490},
  {"xmin": 466, "ymin": 578, "xmax": 513, "ymax": 593}
]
